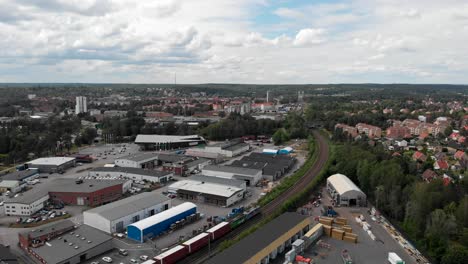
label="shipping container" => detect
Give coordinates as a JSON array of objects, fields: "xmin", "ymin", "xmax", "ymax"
[
  {"xmin": 206, "ymin": 222, "xmax": 231, "ymax": 240},
  {"xmin": 183, "ymin": 233, "xmax": 210, "ymax": 253},
  {"xmin": 154, "ymin": 245, "xmax": 188, "ymax": 264},
  {"xmin": 262, "ymin": 149, "xmax": 278, "ymax": 155}
]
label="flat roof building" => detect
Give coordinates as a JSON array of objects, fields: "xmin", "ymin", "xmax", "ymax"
[
  {"xmin": 202, "ymin": 165, "xmax": 262, "ymax": 186},
  {"xmin": 28, "ymin": 225, "xmax": 113, "ymax": 264},
  {"xmin": 326, "ymin": 173, "xmax": 367, "ymax": 206},
  {"xmin": 48, "ymin": 179, "xmax": 129, "ymax": 206},
  {"xmin": 187, "ymin": 139, "xmax": 250, "ymax": 158},
  {"xmin": 114, "ymin": 152, "xmax": 158, "ymax": 169},
  {"xmin": 4, "ymin": 190, "xmax": 49, "ymax": 216},
  {"xmin": 83, "ymin": 191, "xmax": 171, "ymax": 234},
  {"xmin": 26, "ymin": 157, "xmax": 76, "ymax": 173},
  {"xmin": 206, "ymin": 212, "xmax": 311, "ymax": 264},
  {"xmin": 135, "ymin": 134, "xmax": 206, "ymax": 150},
  {"xmin": 168, "ymin": 176, "xmax": 245, "ymax": 207},
  {"xmin": 89, "ymin": 167, "xmax": 173, "ymax": 183}
]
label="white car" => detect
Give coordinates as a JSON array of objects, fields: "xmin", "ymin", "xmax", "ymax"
[
  {"xmin": 102, "ymin": 256, "xmax": 113, "ymax": 263},
  {"xmin": 0, "ymin": 201, "xmax": 4, "ymax": 206},
  {"xmin": 129, "ymin": 259, "xmax": 138, "ymax": 263},
  {"xmin": 139, "ymin": 255, "xmax": 149, "ymax": 261}
]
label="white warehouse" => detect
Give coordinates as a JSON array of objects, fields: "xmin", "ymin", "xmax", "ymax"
[
  {"xmin": 202, "ymin": 165, "xmax": 262, "ymax": 186},
  {"xmin": 83, "ymin": 191, "xmax": 171, "ymax": 234},
  {"xmin": 326, "ymin": 174, "xmax": 367, "ymax": 207},
  {"xmin": 4, "ymin": 191, "xmax": 50, "ymax": 216}
]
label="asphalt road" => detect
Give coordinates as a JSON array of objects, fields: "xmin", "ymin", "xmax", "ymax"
[{"xmin": 182, "ymin": 130, "xmax": 330, "ymax": 264}]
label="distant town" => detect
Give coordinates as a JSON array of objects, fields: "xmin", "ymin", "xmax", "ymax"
[{"xmin": 0, "ymin": 84, "xmax": 467, "ymax": 264}]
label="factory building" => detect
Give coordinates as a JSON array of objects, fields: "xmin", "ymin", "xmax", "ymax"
[
  {"xmin": 27, "ymin": 224, "xmax": 113, "ymax": 264},
  {"xmin": 114, "ymin": 153, "xmax": 158, "ymax": 169},
  {"xmin": 26, "ymin": 157, "xmax": 76, "ymax": 173},
  {"xmin": 326, "ymin": 173, "xmax": 367, "ymax": 207},
  {"xmin": 127, "ymin": 202, "xmax": 197, "ymax": 243},
  {"xmin": 186, "ymin": 139, "xmax": 250, "ymax": 158},
  {"xmin": 83, "ymin": 192, "xmax": 171, "ymax": 234},
  {"xmin": 0, "ymin": 169, "xmax": 39, "ymax": 193},
  {"xmin": 202, "ymin": 165, "xmax": 262, "ymax": 186},
  {"xmin": 168, "ymin": 175, "xmax": 246, "ymax": 207},
  {"xmin": 88, "ymin": 167, "xmax": 173, "ymax": 184},
  {"xmin": 48, "ymin": 179, "xmax": 130, "ymax": 206},
  {"xmin": 229, "ymin": 152, "xmax": 296, "ymax": 181},
  {"xmin": 4, "ymin": 191, "xmax": 49, "ymax": 216},
  {"xmin": 205, "ymin": 212, "xmax": 311, "ymax": 264},
  {"xmin": 19, "ymin": 220, "xmax": 76, "ymax": 250},
  {"xmin": 135, "ymin": 135, "xmax": 206, "ymax": 150}
]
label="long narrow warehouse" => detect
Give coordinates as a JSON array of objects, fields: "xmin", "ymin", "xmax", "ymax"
[{"xmin": 205, "ymin": 212, "xmax": 311, "ymax": 264}]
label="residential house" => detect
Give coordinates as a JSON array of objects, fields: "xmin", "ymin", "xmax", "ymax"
[
  {"xmin": 434, "ymin": 160, "xmax": 449, "ymax": 170},
  {"xmin": 422, "ymin": 169, "xmax": 438, "ymax": 183},
  {"xmin": 454, "ymin": 150, "xmax": 466, "ymax": 160},
  {"xmin": 412, "ymin": 151, "xmax": 427, "ymax": 162}
]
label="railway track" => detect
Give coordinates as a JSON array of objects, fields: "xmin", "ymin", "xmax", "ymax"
[{"xmin": 180, "ymin": 130, "xmax": 330, "ymax": 264}]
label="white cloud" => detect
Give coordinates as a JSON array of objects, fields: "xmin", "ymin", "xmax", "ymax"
[
  {"xmin": 293, "ymin": 28, "xmax": 326, "ymax": 46},
  {"xmin": 0, "ymin": 0, "xmax": 468, "ymax": 83}
]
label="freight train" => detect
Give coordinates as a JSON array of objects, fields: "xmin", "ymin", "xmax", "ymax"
[{"xmin": 152, "ymin": 206, "xmax": 261, "ymax": 264}]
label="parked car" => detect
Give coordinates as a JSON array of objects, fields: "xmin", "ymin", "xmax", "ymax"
[
  {"xmin": 102, "ymin": 256, "xmax": 113, "ymax": 263},
  {"xmin": 118, "ymin": 249, "xmax": 128, "ymax": 256},
  {"xmin": 129, "ymin": 259, "xmax": 138, "ymax": 264},
  {"xmin": 0, "ymin": 201, "xmax": 4, "ymax": 206},
  {"xmin": 139, "ymin": 255, "xmax": 149, "ymax": 261}
]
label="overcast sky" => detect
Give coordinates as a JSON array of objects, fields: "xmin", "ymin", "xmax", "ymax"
[{"xmin": 1, "ymin": 0, "xmax": 468, "ymax": 84}]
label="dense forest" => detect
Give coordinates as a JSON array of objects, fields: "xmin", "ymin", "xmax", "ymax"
[{"xmin": 330, "ymin": 135, "xmax": 468, "ymax": 263}]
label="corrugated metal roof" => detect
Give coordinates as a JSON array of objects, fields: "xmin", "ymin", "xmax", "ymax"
[
  {"xmin": 205, "ymin": 212, "xmax": 309, "ymax": 264},
  {"xmin": 128, "ymin": 202, "xmax": 196, "ymax": 230},
  {"xmin": 135, "ymin": 135, "xmax": 205, "ymax": 143},
  {"xmin": 203, "ymin": 165, "xmax": 261, "ymax": 176},
  {"xmin": 327, "ymin": 173, "xmax": 365, "ymax": 196},
  {"xmin": 84, "ymin": 192, "xmax": 170, "ymax": 221}
]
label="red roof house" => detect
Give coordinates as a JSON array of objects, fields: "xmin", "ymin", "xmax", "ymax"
[
  {"xmin": 454, "ymin": 150, "xmax": 466, "ymax": 160},
  {"xmin": 412, "ymin": 151, "xmax": 427, "ymax": 162},
  {"xmin": 434, "ymin": 160, "xmax": 449, "ymax": 170}
]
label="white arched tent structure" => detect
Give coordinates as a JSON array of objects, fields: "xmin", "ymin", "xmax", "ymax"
[{"xmin": 326, "ymin": 173, "xmax": 367, "ymax": 207}]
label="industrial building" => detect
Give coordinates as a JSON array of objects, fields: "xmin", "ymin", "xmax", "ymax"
[
  {"xmin": 168, "ymin": 175, "xmax": 246, "ymax": 207},
  {"xmin": 48, "ymin": 179, "xmax": 130, "ymax": 206},
  {"xmin": 0, "ymin": 169, "xmax": 39, "ymax": 184},
  {"xmin": 27, "ymin": 224, "xmax": 113, "ymax": 264},
  {"xmin": 135, "ymin": 134, "xmax": 206, "ymax": 150},
  {"xmin": 83, "ymin": 192, "xmax": 171, "ymax": 234},
  {"xmin": 114, "ymin": 152, "xmax": 158, "ymax": 169},
  {"xmin": 26, "ymin": 157, "xmax": 76, "ymax": 173},
  {"xmin": 326, "ymin": 173, "xmax": 367, "ymax": 206},
  {"xmin": 19, "ymin": 220, "xmax": 76, "ymax": 250},
  {"xmin": 205, "ymin": 212, "xmax": 311, "ymax": 264},
  {"xmin": 202, "ymin": 165, "xmax": 263, "ymax": 186},
  {"xmin": 127, "ymin": 202, "xmax": 197, "ymax": 242},
  {"xmin": 4, "ymin": 191, "xmax": 49, "ymax": 216},
  {"xmin": 88, "ymin": 167, "xmax": 173, "ymax": 183},
  {"xmin": 228, "ymin": 152, "xmax": 296, "ymax": 181},
  {"xmin": 186, "ymin": 139, "xmax": 250, "ymax": 158}
]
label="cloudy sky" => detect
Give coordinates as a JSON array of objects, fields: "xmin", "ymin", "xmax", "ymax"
[{"xmin": 1, "ymin": 0, "xmax": 468, "ymax": 84}]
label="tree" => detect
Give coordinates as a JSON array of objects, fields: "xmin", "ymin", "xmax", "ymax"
[
  {"xmin": 441, "ymin": 245, "xmax": 468, "ymax": 264},
  {"xmin": 272, "ymin": 128, "xmax": 290, "ymax": 145}
]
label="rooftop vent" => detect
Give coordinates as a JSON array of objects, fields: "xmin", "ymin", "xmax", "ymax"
[
  {"xmin": 74, "ymin": 246, "xmax": 79, "ymax": 249},
  {"xmin": 70, "ymin": 232, "xmax": 74, "ymax": 235},
  {"xmin": 68, "ymin": 243, "xmax": 73, "ymax": 246},
  {"xmin": 75, "ymin": 234, "xmax": 79, "ymax": 237},
  {"xmin": 87, "ymin": 241, "xmax": 92, "ymax": 244},
  {"xmin": 81, "ymin": 237, "xmax": 85, "ymax": 240}
]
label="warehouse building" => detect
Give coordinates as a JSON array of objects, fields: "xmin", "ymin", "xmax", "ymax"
[
  {"xmin": 0, "ymin": 169, "xmax": 39, "ymax": 184},
  {"xmin": 230, "ymin": 153, "xmax": 296, "ymax": 181},
  {"xmin": 168, "ymin": 175, "xmax": 246, "ymax": 207},
  {"xmin": 135, "ymin": 135, "xmax": 206, "ymax": 150},
  {"xmin": 326, "ymin": 173, "xmax": 367, "ymax": 207},
  {"xmin": 186, "ymin": 139, "xmax": 250, "ymax": 158},
  {"xmin": 26, "ymin": 157, "xmax": 76, "ymax": 173},
  {"xmin": 4, "ymin": 190, "xmax": 49, "ymax": 216},
  {"xmin": 114, "ymin": 152, "xmax": 158, "ymax": 169},
  {"xmin": 48, "ymin": 179, "xmax": 130, "ymax": 206},
  {"xmin": 27, "ymin": 224, "xmax": 113, "ymax": 264},
  {"xmin": 83, "ymin": 192, "xmax": 171, "ymax": 234},
  {"xmin": 127, "ymin": 202, "xmax": 197, "ymax": 242},
  {"xmin": 88, "ymin": 167, "xmax": 173, "ymax": 183},
  {"xmin": 206, "ymin": 212, "xmax": 311, "ymax": 264},
  {"xmin": 19, "ymin": 220, "xmax": 76, "ymax": 250},
  {"xmin": 202, "ymin": 165, "xmax": 262, "ymax": 186}
]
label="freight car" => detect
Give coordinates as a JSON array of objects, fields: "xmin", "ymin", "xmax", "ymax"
[
  {"xmin": 206, "ymin": 221, "xmax": 231, "ymax": 240},
  {"xmin": 182, "ymin": 233, "xmax": 210, "ymax": 253},
  {"xmin": 153, "ymin": 245, "xmax": 188, "ymax": 264}
]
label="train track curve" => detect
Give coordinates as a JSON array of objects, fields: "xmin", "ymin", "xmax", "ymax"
[{"xmin": 180, "ymin": 130, "xmax": 330, "ymax": 264}]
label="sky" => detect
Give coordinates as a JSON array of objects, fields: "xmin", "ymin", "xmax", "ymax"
[{"xmin": 0, "ymin": 0, "xmax": 468, "ymax": 84}]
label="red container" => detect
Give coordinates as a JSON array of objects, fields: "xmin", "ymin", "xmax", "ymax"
[
  {"xmin": 154, "ymin": 245, "xmax": 188, "ymax": 264},
  {"xmin": 206, "ymin": 222, "xmax": 231, "ymax": 240},
  {"xmin": 182, "ymin": 233, "xmax": 209, "ymax": 253}
]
